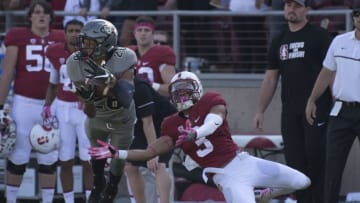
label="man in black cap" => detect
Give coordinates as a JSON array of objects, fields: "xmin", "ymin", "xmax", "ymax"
[
  {"xmin": 254, "ymin": 0, "xmax": 333, "ymax": 202},
  {"xmin": 306, "ymin": 5, "xmax": 360, "ymax": 203}
]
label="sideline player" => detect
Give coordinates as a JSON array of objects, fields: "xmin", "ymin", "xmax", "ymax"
[
  {"xmin": 0, "ymin": 1, "xmax": 64, "ymax": 202},
  {"xmin": 44, "ymin": 19, "xmax": 93, "ymax": 203},
  {"xmin": 129, "ymin": 15, "xmax": 176, "ymax": 97}
]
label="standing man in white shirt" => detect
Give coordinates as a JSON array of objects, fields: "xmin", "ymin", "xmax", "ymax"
[{"xmin": 306, "ymin": 6, "xmax": 360, "ymax": 203}]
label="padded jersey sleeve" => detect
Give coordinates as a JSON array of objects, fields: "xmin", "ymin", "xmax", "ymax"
[
  {"xmin": 66, "ymin": 52, "xmax": 88, "ymax": 82},
  {"xmin": 105, "ymin": 47, "xmax": 138, "ymax": 74}
]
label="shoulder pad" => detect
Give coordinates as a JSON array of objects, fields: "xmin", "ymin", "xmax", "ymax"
[
  {"xmin": 105, "ymin": 47, "xmax": 138, "ymax": 74},
  {"xmin": 66, "ymin": 51, "xmax": 88, "ymax": 82}
]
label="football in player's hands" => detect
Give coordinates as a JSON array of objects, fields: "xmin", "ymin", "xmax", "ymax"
[{"xmin": 84, "ymin": 79, "xmax": 111, "ymax": 97}]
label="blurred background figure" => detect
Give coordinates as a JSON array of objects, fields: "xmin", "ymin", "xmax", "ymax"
[
  {"xmin": 229, "ymin": 0, "xmax": 269, "ymax": 73},
  {"xmin": 153, "ymin": 30, "xmax": 171, "ymax": 46},
  {"xmin": 0, "ymin": 0, "xmax": 30, "ymax": 31},
  {"xmin": 63, "ymin": 0, "xmax": 100, "ymax": 27},
  {"xmin": 129, "ymin": 16, "xmax": 176, "ymax": 98}
]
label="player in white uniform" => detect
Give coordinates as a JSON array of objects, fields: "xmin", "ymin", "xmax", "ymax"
[
  {"xmin": 0, "ymin": 1, "xmax": 64, "ymax": 202},
  {"xmin": 43, "ymin": 19, "xmax": 93, "ymax": 203},
  {"xmin": 66, "ymin": 19, "xmax": 137, "ymax": 203}
]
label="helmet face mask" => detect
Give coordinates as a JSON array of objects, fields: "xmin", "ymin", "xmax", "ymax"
[
  {"xmin": 169, "ymin": 72, "xmax": 203, "ymax": 112},
  {"xmin": 78, "ymin": 19, "xmax": 118, "ymax": 60}
]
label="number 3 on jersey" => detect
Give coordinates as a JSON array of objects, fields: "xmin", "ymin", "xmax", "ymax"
[{"xmin": 195, "ymin": 137, "xmax": 214, "ymax": 157}]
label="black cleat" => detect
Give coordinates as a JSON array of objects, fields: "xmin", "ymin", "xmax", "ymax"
[
  {"xmin": 99, "ymin": 183, "xmax": 118, "ymax": 203},
  {"xmin": 88, "ymin": 186, "xmax": 103, "ymax": 203}
]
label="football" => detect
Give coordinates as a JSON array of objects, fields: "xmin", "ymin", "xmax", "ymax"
[{"xmin": 85, "ymin": 78, "xmax": 111, "ymax": 97}]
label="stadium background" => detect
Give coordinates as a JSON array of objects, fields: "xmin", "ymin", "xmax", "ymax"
[{"xmin": 0, "ymin": 3, "xmax": 360, "ymax": 202}]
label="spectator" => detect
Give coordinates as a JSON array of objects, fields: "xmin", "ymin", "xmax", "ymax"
[
  {"xmin": 0, "ymin": 1, "xmax": 64, "ymax": 203},
  {"xmin": 0, "ymin": 0, "xmax": 31, "ymax": 31},
  {"xmin": 253, "ymin": 0, "xmax": 333, "ymax": 202},
  {"xmin": 165, "ymin": 0, "xmax": 219, "ymax": 71},
  {"xmin": 230, "ymin": 0, "xmax": 269, "ymax": 73},
  {"xmin": 43, "ymin": 19, "xmax": 93, "ymax": 203},
  {"xmin": 63, "ymin": 0, "xmax": 100, "ymax": 27},
  {"xmin": 50, "ymin": 0, "xmax": 66, "ymax": 29},
  {"xmin": 305, "ymin": 6, "xmax": 360, "ymax": 203},
  {"xmin": 89, "ymin": 71, "xmax": 311, "ymax": 203},
  {"xmin": 66, "ymin": 18, "xmax": 137, "ymax": 203},
  {"xmin": 125, "ymin": 76, "xmax": 177, "ymax": 203},
  {"xmin": 268, "ymin": 0, "xmax": 287, "ymax": 43},
  {"xmin": 153, "ymin": 30, "xmax": 171, "ymax": 46},
  {"xmin": 80, "ymin": 0, "xmax": 114, "ymax": 20},
  {"xmin": 129, "ymin": 16, "xmax": 177, "ymax": 98}
]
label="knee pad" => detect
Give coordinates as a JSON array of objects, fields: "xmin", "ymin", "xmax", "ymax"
[
  {"xmin": 6, "ymin": 160, "xmax": 26, "ymax": 175},
  {"xmin": 38, "ymin": 163, "xmax": 57, "ymax": 174}
]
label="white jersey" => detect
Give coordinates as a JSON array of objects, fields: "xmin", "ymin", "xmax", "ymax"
[{"xmin": 66, "ymin": 47, "xmax": 137, "ymax": 119}]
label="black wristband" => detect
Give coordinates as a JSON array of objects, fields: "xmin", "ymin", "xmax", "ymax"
[{"xmin": 108, "ymin": 146, "xmax": 116, "ymax": 155}]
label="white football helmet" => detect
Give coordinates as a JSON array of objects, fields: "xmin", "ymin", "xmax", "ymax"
[
  {"xmin": 169, "ymin": 71, "xmax": 204, "ymax": 111},
  {"xmin": 0, "ymin": 112, "xmax": 16, "ymax": 158},
  {"xmin": 29, "ymin": 117, "xmax": 60, "ymax": 154}
]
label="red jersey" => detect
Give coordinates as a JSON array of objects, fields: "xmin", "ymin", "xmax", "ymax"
[
  {"xmin": 129, "ymin": 45, "xmax": 176, "ymax": 84},
  {"xmin": 161, "ymin": 92, "xmax": 240, "ymax": 168},
  {"xmin": 5, "ymin": 27, "xmax": 64, "ymax": 99},
  {"xmin": 46, "ymin": 42, "xmax": 78, "ymax": 102}
]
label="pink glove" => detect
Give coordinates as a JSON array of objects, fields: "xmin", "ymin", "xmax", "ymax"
[
  {"xmin": 175, "ymin": 119, "xmax": 197, "ymax": 147},
  {"xmin": 41, "ymin": 104, "xmax": 52, "ymax": 119},
  {"xmin": 88, "ymin": 139, "xmax": 117, "ymax": 160}
]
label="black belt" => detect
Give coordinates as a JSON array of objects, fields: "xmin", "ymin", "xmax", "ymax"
[{"xmin": 337, "ymin": 100, "xmax": 360, "ymax": 107}]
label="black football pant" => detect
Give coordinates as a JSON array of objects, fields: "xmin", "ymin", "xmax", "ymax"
[
  {"xmin": 281, "ymin": 109, "xmax": 328, "ymax": 203},
  {"xmin": 324, "ymin": 105, "xmax": 360, "ymax": 203}
]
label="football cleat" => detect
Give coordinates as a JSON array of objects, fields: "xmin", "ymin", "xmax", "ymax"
[{"xmin": 255, "ymin": 188, "xmax": 273, "ymax": 203}]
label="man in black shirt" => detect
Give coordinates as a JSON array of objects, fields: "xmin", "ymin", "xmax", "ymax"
[
  {"xmin": 125, "ymin": 77, "xmax": 177, "ymax": 203},
  {"xmin": 253, "ymin": 0, "xmax": 333, "ymax": 202}
]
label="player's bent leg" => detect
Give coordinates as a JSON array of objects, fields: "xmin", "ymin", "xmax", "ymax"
[
  {"xmin": 125, "ymin": 163, "xmax": 146, "ymax": 203},
  {"xmin": 155, "ymin": 163, "xmax": 171, "ymax": 203},
  {"xmin": 213, "ymin": 173, "xmax": 256, "ymax": 203},
  {"xmin": 252, "ymin": 156, "xmax": 311, "ymax": 199}
]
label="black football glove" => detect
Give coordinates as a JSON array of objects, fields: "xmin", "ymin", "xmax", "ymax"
[
  {"xmin": 84, "ymin": 59, "xmax": 116, "ymax": 86},
  {"xmin": 76, "ymin": 85, "xmax": 96, "ymax": 103}
]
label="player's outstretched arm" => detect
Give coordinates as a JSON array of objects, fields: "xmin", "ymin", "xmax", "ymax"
[{"xmin": 89, "ymin": 136, "xmax": 174, "ymax": 161}]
